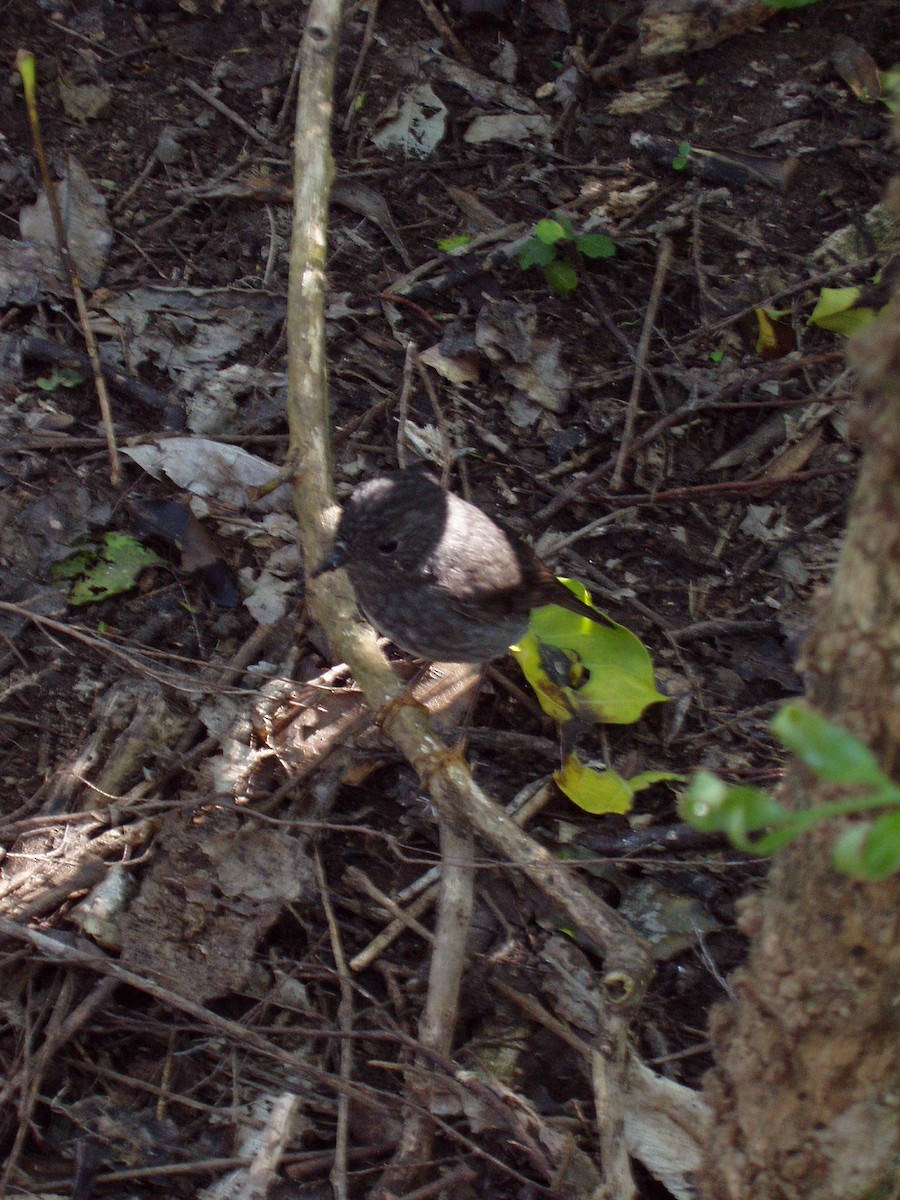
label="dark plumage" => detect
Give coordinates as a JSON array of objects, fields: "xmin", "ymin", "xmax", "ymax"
[{"xmin": 315, "ymin": 468, "xmax": 608, "ymax": 663}]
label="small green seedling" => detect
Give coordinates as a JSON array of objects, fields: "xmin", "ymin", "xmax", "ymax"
[
  {"xmin": 519, "ymin": 218, "xmax": 615, "ymax": 295},
  {"xmin": 672, "ymin": 140, "xmax": 692, "ymax": 170},
  {"xmin": 437, "ymin": 233, "xmax": 472, "ymax": 253},
  {"xmin": 35, "ymin": 366, "xmax": 86, "ymax": 392},
  {"xmin": 680, "ymin": 701, "xmax": 900, "ymax": 880}
]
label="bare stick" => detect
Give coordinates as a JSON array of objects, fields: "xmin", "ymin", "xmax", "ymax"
[
  {"xmin": 315, "ymin": 850, "xmax": 353, "ymax": 1200},
  {"xmin": 284, "ymin": 0, "xmax": 651, "ymax": 1010},
  {"xmin": 415, "ymin": 0, "xmax": 476, "ymax": 69},
  {"xmin": 377, "ymin": 820, "xmax": 475, "ymax": 1190},
  {"xmin": 184, "ymin": 78, "xmax": 281, "ymax": 151},
  {"xmin": 15, "ymin": 51, "xmax": 122, "ymax": 486},
  {"xmin": 396, "ymin": 341, "xmax": 416, "ymax": 467},
  {"xmin": 412, "ymin": 344, "xmax": 454, "ymax": 476},
  {"xmin": 610, "ymin": 236, "xmax": 673, "ymax": 491},
  {"xmin": 342, "ymin": 0, "xmax": 381, "ymax": 130}
]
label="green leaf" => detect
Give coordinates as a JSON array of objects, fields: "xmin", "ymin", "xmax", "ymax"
[
  {"xmin": 680, "ymin": 770, "xmax": 792, "ymax": 853},
  {"xmin": 879, "ymin": 68, "xmax": 900, "ymax": 113},
  {"xmin": 533, "ymin": 218, "xmax": 571, "ymax": 246},
  {"xmin": 511, "ymin": 578, "xmax": 668, "ymax": 725},
  {"xmin": 52, "ymin": 549, "xmax": 95, "ymax": 580},
  {"xmin": 53, "ymin": 533, "xmax": 165, "ymax": 606},
  {"xmin": 771, "ymin": 702, "xmax": 888, "ymax": 788},
  {"xmin": 833, "ymin": 812, "xmax": 900, "ymax": 880},
  {"xmin": 762, "ymin": 0, "xmax": 823, "ymax": 7},
  {"xmin": 631, "ymin": 769, "xmax": 686, "ymax": 791},
  {"xmin": 859, "ymin": 810, "xmax": 900, "ymax": 877},
  {"xmin": 576, "ymin": 233, "xmax": 615, "ymax": 259},
  {"xmin": 555, "ymin": 758, "xmax": 683, "ymax": 815},
  {"xmin": 519, "ymin": 238, "xmax": 556, "ymax": 270},
  {"xmin": 438, "ymin": 233, "xmax": 471, "ymax": 253},
  {"xmin": 555, "ymin": 757, "xmax": 634, "ymax": 814},
  {"xmin": 672, "ymin": 140, "xmax": 692, "ymax": 170},
  {"xmin": 544, "ymin": 259, "xmax": 579, "ymax": 294},
  {"xmin": 35, "ymin": 366, "xmax": 87, "ymax": 391},
  {"xmin": 808, "ymin": 286, "xmax": 878, "ymax": 337},
  {"xmin": 831, "ymin": 825, "xmax": 871, "ymax": 877}
]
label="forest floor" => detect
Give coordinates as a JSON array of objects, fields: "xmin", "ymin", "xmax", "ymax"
[{"xmin": 0, "ymin": 0, "xmax": 898, "ymax": 1196}]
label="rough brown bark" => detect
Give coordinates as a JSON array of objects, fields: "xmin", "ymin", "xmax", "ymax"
[{"xmin": 699, "ymin": 301, "xmax": 900, "ymax": 1200}]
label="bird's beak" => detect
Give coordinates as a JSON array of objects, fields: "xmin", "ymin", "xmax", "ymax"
[{"xmin": 312, "ymin": 544, "xmax": 347, "ymax": 577}]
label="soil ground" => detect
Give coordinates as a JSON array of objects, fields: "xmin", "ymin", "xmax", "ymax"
[{"xmin": 0, "ymin": 0, "xmax": 897, "ymax": 1196}]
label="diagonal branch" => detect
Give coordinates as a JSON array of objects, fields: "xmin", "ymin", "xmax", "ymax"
[{"xmin": 284, "ymin": 0, "xmax": 652, "ymax": 1015}]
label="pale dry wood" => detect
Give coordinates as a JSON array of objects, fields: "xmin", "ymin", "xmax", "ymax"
[
  {"xmin": 314, "ymin": 849, "xmax": 353, "ymax": 1200},
  {"xmin": 283, "ymin": 0, "xmax": 652, "ymax": 1010},
  {"xmin": 283, "ymin": 2, "xmax": 653, "ymax": 1192}
]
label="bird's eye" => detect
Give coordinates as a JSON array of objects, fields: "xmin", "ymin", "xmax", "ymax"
[{"xmin": 377, "ymin": 537, "xmax": 399, "ymax": 555}]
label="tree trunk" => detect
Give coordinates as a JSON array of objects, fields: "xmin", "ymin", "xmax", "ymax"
[{"xmin": 699, "ymin": 301, "xmax": 900, "ymax": 1199}]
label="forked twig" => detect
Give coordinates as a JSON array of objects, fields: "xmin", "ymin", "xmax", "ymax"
[{"xmin": 283, "ymin": 2, "xmax": 653, "ymax": 1190}]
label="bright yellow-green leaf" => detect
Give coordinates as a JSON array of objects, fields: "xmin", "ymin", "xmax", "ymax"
[
  {"xmin": 755, "ymin": 306, "xmax": 779, "ymax": 356},
  {"xmin": 576, "ymin": 233, "xmax": 615, "ymax": 260},
  {"xmin": 808, "ymin": 286, "xmax": 877, "ymax": 337},
  {"xmin": 555, "ymin": 758, "xmax": 634, "ymax": 814},
  {"xmin": 512, "ymin": 578, "xmax": 668, "ymax": 725},
  {"xmin": 629, "ymin": 768, "xmax": 685, "ymax": 791},
  {"xmin": 553, "ymin": 756, "xmax": 682, "ymax": 814},
  {"xmin": 534, "ymin": 218, "xmax": 570, "ymax": 245},
  {"xmin": 438, "ymin": 233, "xmax": 471, "ymax": 253}
]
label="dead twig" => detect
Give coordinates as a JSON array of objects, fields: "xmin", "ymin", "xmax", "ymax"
[
  {"xmin": 412, "ymin": 344, "xmax": 454, "ymax": 478},
  {"xmin": 396, "ymin": 341, "xmax": 416, "ymax": 468},
  {"xmin": 0, "ymin": 919, "xmax": 377, "ymax": 1104},
  {"xmin": 535, "ymin": 353, "xmax": 846, "ymax": 523},
  {"xmin": 348, "ymin": 882, "xmax": 441, "ymax": 972},
  {"xmin": 677, "ymin": 253, "xmax": 880, "ymax": 351},
  {"xmin": 314, "ymin": 850, "xmax": 354, "ymax": 1200},
  {"xmin": 21, "ymin": 335, "xmax": 182, "ymax": 424},
  {"xmin": 594, "ymin": 464, "xmax": 857, "ymax": 507},
  {"xmin": 610, "ymin": 236, "xmax": 674, "ymax": 491},
  {"xmin": 414, "ymin": 0, "xmax": 476, "ymax": 70},
  {"xmin": 184, "ymin": 79, "xmax": 281, "ymax": 152},
  {"xmin": 342, "ymin": 0, "xmax": 380, "ymax": 131},
  {"xmin": 2, "ymin": 975, "xmax": 118, "ymax": 1189},
  {"xmin": 346, "ymin": 867, "xmax": 436, "ymax": 947},
  {"xmin": 15, "ymin": 50, "xmax": 122, "ymax": 486},
  {"xmin": 378, "ymin": 819, "xmax": 475, "ymax": 1192}
]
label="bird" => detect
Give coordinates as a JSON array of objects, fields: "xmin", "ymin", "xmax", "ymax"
[{"xmin": 314, "ymin": 467, "xmax": 610, "ymax": 663}]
